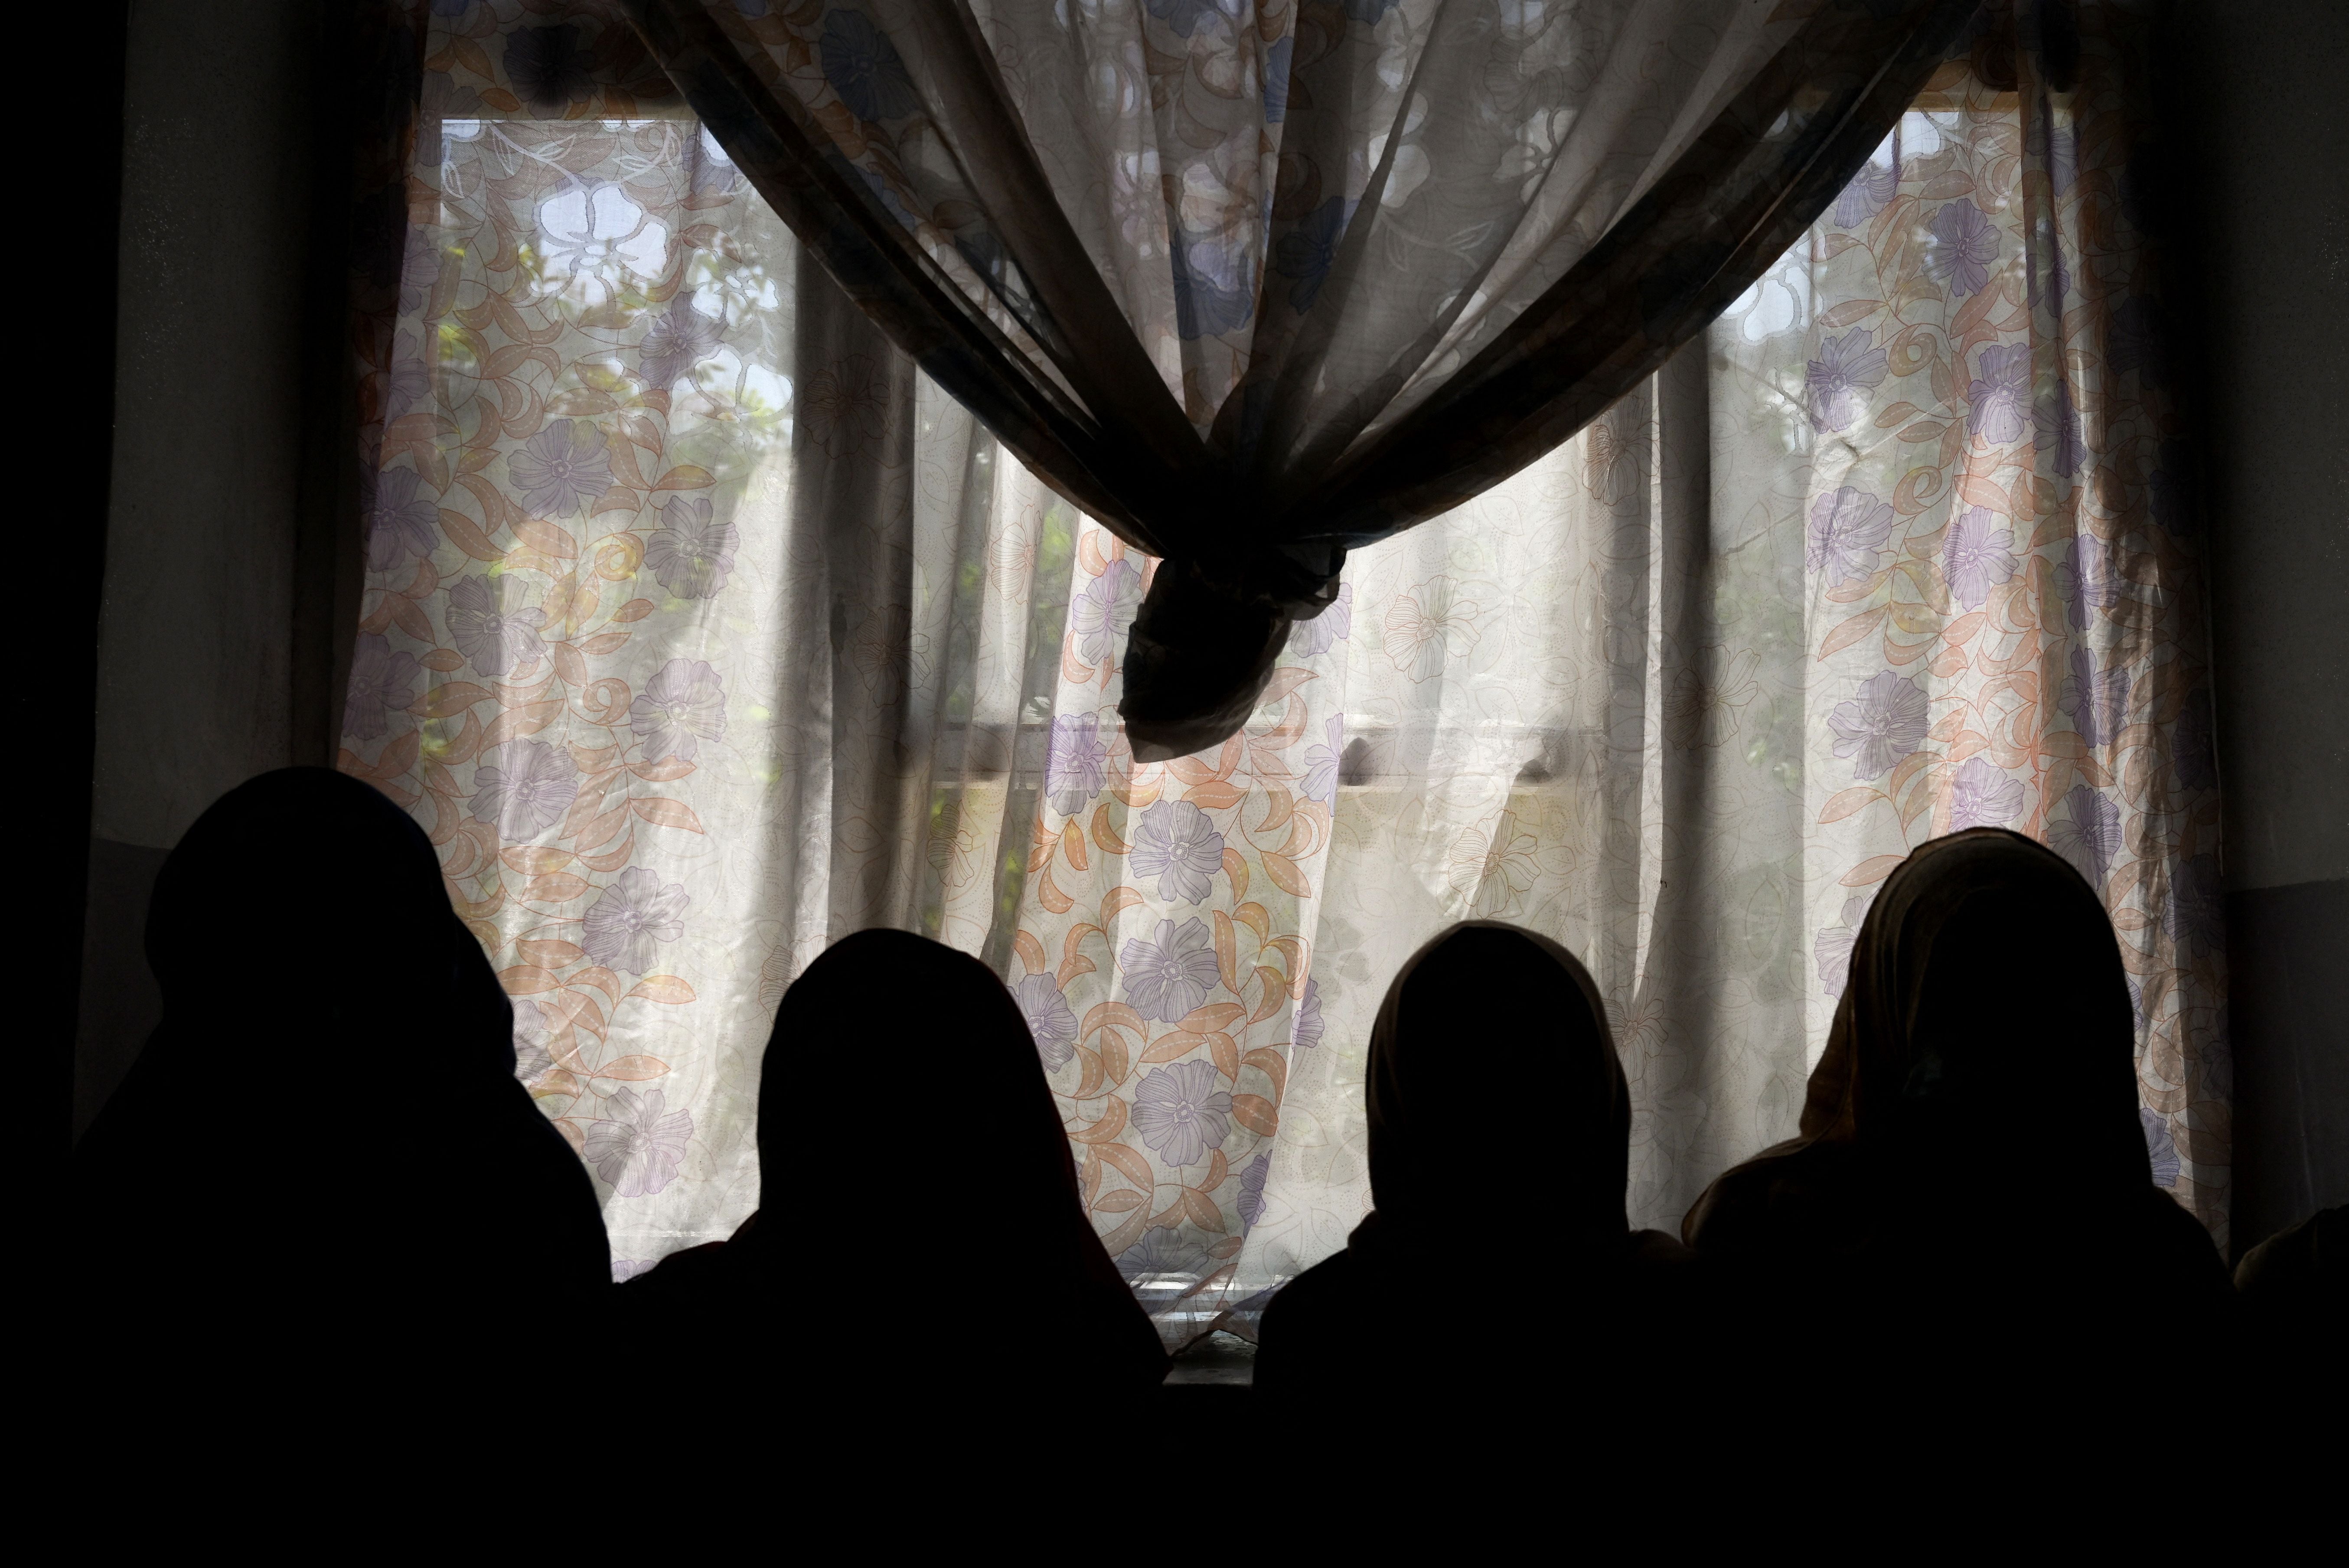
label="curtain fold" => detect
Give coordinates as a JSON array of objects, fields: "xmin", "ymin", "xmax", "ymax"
[
  {"xmin": 622, "ymin": 0, "xmax": 1980, "ymax": 755},
  {"xmin": 343, "ymin": 0, "xmax": 2225, "ymax": 1333}
]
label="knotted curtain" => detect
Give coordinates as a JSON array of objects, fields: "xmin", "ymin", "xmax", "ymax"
[
  {"xmin": 622, "ymin": 0, "xmax": 1979, "ymax": 755},
  {"xmin": 340, "ymin": 0, "xmax": 2230, "ymax": 1340}
]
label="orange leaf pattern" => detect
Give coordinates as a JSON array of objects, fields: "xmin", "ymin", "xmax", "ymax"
[{"xmin": 339, "ymin": 8, "xmax": 2225, "ymax": 1294}]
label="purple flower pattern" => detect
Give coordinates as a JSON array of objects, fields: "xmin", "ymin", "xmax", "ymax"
[
  {"xmin": 1813, "ymin": 895, "xmax": 1874, "ymax": 1000},
  {"xmin": 385, "ymin": 332, "xmax": 432, "ymax": 417},
  {"xmin": 644, "ymin": 496, "xmax": 738, "ymax": 600},
  {"xmin": 1967, "ymin": 343, "xmax": 2033, "ymax": 445},
  {"xmin": 638, "ymin": 300, "xmax": 725, "ymax": 390},
  {"xmin": 2059, "ymin": 647, "xmax": 2130, "ymax": 747},
  {"xmin": 1011, "ymin": 972, "xmax": 1078, "ymax": 1071},
  {"xmin": 1946, "ymin": 757, "xmax": 2023, "ymax": 830},
  {"xmin": 1131, "ymin": 1060, "xmax": 1233, "ymax": 1169},
  {"xmin": 2034, "ymin": 380, "xmax": 2085, "ymax": 478},
  {"xmin": 630, "ymin": 658, "xmax": 726, "ymax": 763},
  {"xmin": 1942, "ymin": 506, "xmax": 2017, "ymax": 610},
  {"xmin": 1292, "ymin": 978, "xmax": 1324, "ymax": 1049},
  {"xmin": 1170, "ymin": 230, "xmax": 1255, "ymax": 340},
  {"xmin": 343, "ymin": 634, "xmax": 418, "ymax": 741},
  {"xmin": 1805, "ymin": 328, "xmax": 1889, "ymax": 433},
  {"xmin": 1044, "ymin": 712, "xmax": 1108, "ymax": 817},
  {"xmin": 1120, "ymin": 917, "xmax": 1218, "ymax": 1023},
  {"xmin": 398, "ymin": 229, "xmax": 440, "ymax": 318},
  {"xmin": 1833, "ymin": 153, "xmax": 1897, "ymax": 228},
  {"xmin": 447, "ymin": 575, "xmax": 547, "ymax": 678},
  {"xmin": 470, "ymin": 740, "xmax": 578, "ymax": 839},
  {"xmin": 1827, "ymin": 671, "xmax": 1929, "ymax": 781},
  {"xmin": 1117, "ymin": 1228, "xmax": 1210, "ymax": 1286},
  {"xmin": 506, "ymin": 421, "xmax": 612, "ymax": 518},
  {"xmin": 338, "ymin": 30, "xmax": 2235, "ymax": 1266},
  {"xmin": 511, "ymin": 999, "xmax": 555, "ymax": 1083},
  {"xmin": 1301, "ymin": 716, "xmax": 1344, "ymax": 805},
  {"xmin": 1236, "ymin": 1151, "xmax": 1272, "ymax": 1229},
  {"xmin": 582, "ymin": 867, "xmax": 690, "ymax": 975},
  {"xmin": 1129, "ymin": 800, "xmax": 1224, "ymax": 905},
  {"xmin": 1807, "ymin": 487, "xmax": 1894, "ymax": 585},
  {"xmin": 581, "ymin": 1087, "xmax": 693, "ymax": 1198},
  {"xmin": 367, "ymin": 466, "xmax": 440, "ymax": 573},
  {"xmin": 1071, "ymin": 557, "xmax": 1141, "ymax": 667},
  {"xmin": 1814, "ymin": 923, "xmax": 1858, "ymax": 1000},
  {"xmin": 1288, "ymin": 582, "xmax": 1354, "ymax": 658},
  {"xmin": 1925, "ymin": 198, "xmax": 1999, "ymax": 297},
  {"xmin": 2047, "ymin": 784, "xmax": 2122, "ymax": 885},
  {"xmin": 2027, "ymin": 217, "xmax": 2072, "ymax": 314}
]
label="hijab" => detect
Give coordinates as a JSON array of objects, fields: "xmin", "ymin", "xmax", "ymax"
[
  {"xmin": 1682, "ymin": 828, "xmax": 2225, "ymax": 1323},
  {"xmin": 1255, "ymin": 922, "xmax": 1689, "ymax": 1413},
  {"xmin": 1358, "ymin": 921, "xmax": 1632, "ymax": 1257},
  {"xmin": 72, "ymin": 769, "xmax": 609, "ymax": 1346},
  {"xmin": 642, "ymin": 929, "xmax": 1165, "ymax": 1396}
]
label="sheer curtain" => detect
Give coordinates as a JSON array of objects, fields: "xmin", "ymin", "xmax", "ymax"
[
  {"xmin": 624, "ymin": 0, "xmax": 1976, "ymax": 754},
  {"xmin": 346, "ymin": 0, "xmax": 2225, "ymax": 1314}
]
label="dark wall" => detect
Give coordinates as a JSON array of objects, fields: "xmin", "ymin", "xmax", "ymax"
[
  {"xmin": 76, "ymin": 0, "xmax": 338, "ymax": 1141},
  {"xmin": 2168, "ymin": 0, "xmax": 2349, "ymax": 1254}
]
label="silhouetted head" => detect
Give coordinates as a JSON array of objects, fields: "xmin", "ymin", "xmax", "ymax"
[
  {"xmin": 1804, "ymin": 828, "xmax": 2146, "ymax": 1195},
  {"xmin": 754, "ymin": 930, "xmax": 1162, "ymax": 1384},
  {"xmin": 78, "ymin": 768, "xmax": 607, "ymax": 1329},
  {"xmin": 145, "ymin": 766, "xmax": 512, "ymax": 1071},
  {"xmin": 1366, "ymin": 922, "xmax": 1626, "ymax": 1241},
  {"xmin": 762, "ymin": 930, "xmax": 1088, "ymax": 1258}
]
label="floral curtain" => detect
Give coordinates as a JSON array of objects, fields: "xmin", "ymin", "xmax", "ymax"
[
  {"xmin": 623, "ymin": 0, "xmax": 1978, "ymax": 755},
  {"xmin": 1279, "ymin": 3, "xmax": 2227, "ymax": 1269},
  {"xmin": 343, "ymin": 0, "xmax": 2225, "ymax": 1323}
]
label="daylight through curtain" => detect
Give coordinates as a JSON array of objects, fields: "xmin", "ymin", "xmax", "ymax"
[
  {"xmin": 342, "ymin": 0, "xmax": 2226, "ymax": 1322},
  {"xmin": 624, "ymin": 0, "xmax": 1977, "ymax": 754}
]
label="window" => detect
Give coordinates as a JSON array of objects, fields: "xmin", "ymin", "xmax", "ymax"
[{"xmin": 352, "ymin": 36, "xmax": 2223, "ymax": 1304}]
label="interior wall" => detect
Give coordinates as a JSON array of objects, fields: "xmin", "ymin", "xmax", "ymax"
[
  {"xmin": 76, "ymin": 0, "xmax": 325, "ymax": 1139},
  {"xmin": 2168, "ymin": 0, "xmax": 2349, "ymax": 1254},
  {"xmin": 75, "ymin": 3, "xmax": 2346, "ymax": 1209}
]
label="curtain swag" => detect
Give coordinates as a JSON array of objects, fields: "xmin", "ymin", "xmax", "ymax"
[{"xmin": 621, "ymin": 0, "xmax": 1980, "ymax": 756}]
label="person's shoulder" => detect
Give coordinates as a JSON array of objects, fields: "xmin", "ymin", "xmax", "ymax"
[
  {"xmin": 619, "ymin": 1239, "xmax": 736, "ymax": 1300},
  {"xmin": 2121, "ymin": 1185, "xmax": 2232, "ymax": 1304},
  {"xmin": 1681, "ymin": 1138, "xmax": 1850, "ymax": 1257},
  {"xmin": 1626, "ymin": 1228, "xmax": 1697, "ymax": 1268},
  {"xmin": 1259, "ymin": 1249, "xmax": 1360, "ymax": 1326},
  {"xmin": 2234, "ymin": 1204, "xmax": 2343, "ymax": 1299}
]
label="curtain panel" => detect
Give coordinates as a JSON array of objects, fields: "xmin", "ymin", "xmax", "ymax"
[
  {"xmin": 623, "ymin": 0, "xmax": 1979, "ymax": 755},
  {"xmin": 341, "ymin": 0, "xmax": 2227, "ymax": 1337}
]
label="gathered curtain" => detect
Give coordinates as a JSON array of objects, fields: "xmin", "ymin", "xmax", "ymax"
[
  {"xmin": 622, "ymin": 0, "xmax": 1978, "ymax": 754},
  {"xmin": 343, "ymin": 0, "xmax": 2227, "ymax": 1334}
]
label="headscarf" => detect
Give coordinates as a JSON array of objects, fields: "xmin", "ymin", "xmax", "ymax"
[
  {"xmin": 72, "ymin": 769, "xmax": 609, "ymax": 1338},
  {"xmin": 1684, "ymin": 828, "xmax": 2216, "ymax": 1291},
  {"xmin": 653, "ymin": 929, "xmax": 1165, "ymax": 1393},
  {"xmin": 1255, "ymin": 922, "xmax": 1686, "ymax": 1409},
  {"xmin": 1358, "ymin": 921, "xmax": 1632, "ymax": 1257}
]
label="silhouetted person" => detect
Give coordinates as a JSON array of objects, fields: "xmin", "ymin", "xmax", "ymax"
[
  {"xmin": 619, "ymin": 928, "xmax": 1167, "ymax": 1408},
  {"xmin": 1254, "ymin": 922, "xmax": 1699, "ymax": 1414},
  {"xmin": 1682, "ymin": 828, "xmax": 2231, "ymax": 1420},
  {"xmin": 70, "ymin": 769, "xmax": 608, "ymax": 1410}
]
